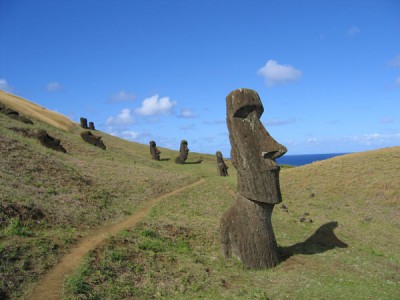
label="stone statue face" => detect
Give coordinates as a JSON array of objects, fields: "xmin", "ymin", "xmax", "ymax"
[
  {"xmin": 216, "ymin": 151, "xmax": 224, "ymax": 163},
  {"xmin": 180, "ymin": 140, "xmax": 189, "ymax": 159},
  {"xmin": 226, "ymin": 88, "xmax": 287, "ymax": 203}
]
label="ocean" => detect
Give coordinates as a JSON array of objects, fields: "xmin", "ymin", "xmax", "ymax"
[{"xmin": 276, "ymin": 153, "xmax": 349, "ymax": 166}]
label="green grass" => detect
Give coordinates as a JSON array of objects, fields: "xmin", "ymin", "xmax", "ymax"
[
  {"xmin": 1, "ymin": 96, "xmax": 399, "ymax": 299},
  {"xmin": 63, "ymin": 165, "xmax": 400, "ymax": 299}
]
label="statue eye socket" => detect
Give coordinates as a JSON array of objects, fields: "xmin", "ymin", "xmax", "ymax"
[{"xmin": 233, "ymin": 105, "xmax": 263, "ymax": 118}]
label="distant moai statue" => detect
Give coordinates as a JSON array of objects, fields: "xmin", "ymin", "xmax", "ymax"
[
  {"xmin": 175, "ymin": 140, "xmax": 189, "ymax": 164},
  {"xmin": 88, "ymin": 122, "xmax": 95, "ymax": 130},
  {"xmin": 80, "ymin": 131, "xmax": 106, "ymax": 150},
  {"xmin": 220, "ymin": 88, "xmax": 287, "ymax": 269},
  {"xmin": 149, "ymin": 140, "xmax": 161, "ymax": 161},
  {"xmin": 0, "ymin": 103, "xmax": 33, "ymax": 124},
  {"xmin": 216, "ymin": 151, "xmax": 229, "ymax": 176},
  {"xmin": 80, "ymin": 117, "xmax": 88, "ymax": 129},
  {"xmin": 36, "ymin": 130, "xmax": 67, "ymax": 153}
]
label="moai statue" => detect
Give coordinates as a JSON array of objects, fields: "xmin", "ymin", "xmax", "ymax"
[
  {"xmin": 220, "ymin": 88, "xmax": 287, "ymax": 269},
  {"xmin": 80, "ymin": 131, "xmax": 106, "ymax": 150},
  {"xmin": 88, "ymin": 122, "xmax": 95, "ymax": 130},
  {"xmin": 149, "ymin": 140, "xmax": 161, "ymax": 161},
  {"xmin": 36, "ymin": 130, "xmax": 67, "ymax": 153},
  {"xmin": 175, "ymin": 140, "xmax": 189, "ymax": 164},
  {"xmin": 80, "ymin": 117, "xmax": 88, "ymax": 129},
  {"xmin": 0, "ymin": 104, "xmax": 33, "ymax": 124},
  {"xmin": 216, "ymin": 151, "xmax": 229, "ymax": 176}
]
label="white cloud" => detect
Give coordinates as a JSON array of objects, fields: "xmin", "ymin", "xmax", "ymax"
[
  {"xmin": 306, "ymin": 137, "xmax": 319, "ymax": 144},
  {"xmin": 346, "ymin": 26, "xmax": 361, "ymax": 37},
  {"xmin": 257, "ymin": 60, "xmax": 302, "ymax": 87},
  {"xmin": 357, "ymin": 133, "xmax": 400, "ymax": 144},
  {"xmin": 389, "ymin": 54, "xmax": 400, "ymax": 67},
  {"xmin": 46, "ymin": 81, "xmax": 62, "ymax": 91},
  {"xmin": 106, "ymin": 108, "xmax": 134, "ymax": 125},
  {"xmin": 179, "ymin": 109, "xmax": 195, "ymax": 118},
  {"xmin": 180, "ymin": 124, "xmax": 197, "ymax": 131},
  {"xmin": 305, "ymin": 133, "xmax": 400, "ymax": 147},
  {"xmin": 109, "ymin": 91, "xmax": 136, "ymax": 102},
  {"xmin": 107, "ymin": 128, "xmax": 141, "ymax": 141},
  {"xmin": 204, "ymin": 120, "xmax": 226, "ymax": 125},
  {"xmin": 120, "ymin": 130, "xmax": 140, "ymax": 140},
  {"xmin": 265, "ymin": 118, "xmax": 296, "ymax": 126},
  {"xmin": 135, "ymin": 94, "xmax": 176, "ymax": 116},
  {"xmin": 0, "ymin": 78, "xmax": 12, "ymax": 91},
  {"xmin": 395, "ymin": 76, "xmax": 400, "ymax": 86},
  {"xmin": 380, "ymin": 117, "xmax": 396, "ymax": 124}
]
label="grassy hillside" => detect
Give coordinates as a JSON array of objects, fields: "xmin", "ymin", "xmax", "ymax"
[{"xmin": 1, "ymin": 92, "xmax": 399, "ymax": 299}]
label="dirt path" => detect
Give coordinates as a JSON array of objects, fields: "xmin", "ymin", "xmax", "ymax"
[{"xmin": 29, "ymin": 178, "xmax": 205, "ymax": 300}]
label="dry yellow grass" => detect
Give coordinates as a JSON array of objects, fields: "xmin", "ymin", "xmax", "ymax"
[{"xmin": 0, "ymin": 90, "xmax": 77, "ymax": 132}]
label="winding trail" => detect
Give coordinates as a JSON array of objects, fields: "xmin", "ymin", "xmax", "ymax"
[{"xmin": 29, "ymin": 178, "xmax": 205, "ymax": 300}]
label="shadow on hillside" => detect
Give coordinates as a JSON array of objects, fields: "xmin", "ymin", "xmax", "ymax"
[
  {"xmin": 279, "ymin": 221, "xmax": 348, "ymax": 261},
  {"xmin": 160, "ymin": 158, "xmax": 170, "ymax": 161},
  {"xmin": 184, "ymin": 160, "xmax": 203, "ymax": 164}
]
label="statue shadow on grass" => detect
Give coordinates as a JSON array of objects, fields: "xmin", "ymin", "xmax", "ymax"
[
  {"xmin": 160, "ymin": 158, "xmax": 170, "ymax": 161},
  {"xmin": 279, "ymin": 221, "xmax": 348, "ymax": 261},
  {"xmin": 184, "ymin": 159, "xmax": 203, "ymax": 164}
]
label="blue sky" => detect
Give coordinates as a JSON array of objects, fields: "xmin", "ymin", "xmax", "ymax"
[{"xmin": 1, "ymin": 0, "xmax": 399, "ymax": 155}]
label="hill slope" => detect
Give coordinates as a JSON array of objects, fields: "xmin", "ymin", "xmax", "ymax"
[{"xmin": 1, "ymin": 92, "xmax": 399, "ymax": 299}]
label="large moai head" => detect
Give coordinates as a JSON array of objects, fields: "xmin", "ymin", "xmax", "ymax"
[
  {"xmin": 226, "ymin": 88, "xmax": 287, "ymax": 204},
  {"xmin": 149, "ymin": 140, "xmax": 161, "ymax": 160},
  {"xmin": 88, "ymin": 122, "xmax": 95, "ymax": 130}
]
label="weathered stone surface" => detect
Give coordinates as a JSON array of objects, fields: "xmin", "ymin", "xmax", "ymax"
[
  {"xmin": 221, "ymin": 195, "xmax": 279, "ymax": 268},
  {"xmin": 220, "ymin": 88, "xmax": 287, "ymax": 269},
  {"xmin": 226, "ymin": 88, "xmax": 287, "ymax": 203},
  {"xmin": 149, "ymin": 140, "xmax": 161, "ymax": 160},
  {"xmin": 88, "ymin": 122, "xmax": 95, "ymax": 130},
  {"xmin": 175, "ymin": 140, "xmax": 189, "ymax": 164},
  {"xmin": 216, "ymin": 151, "xmax": 229, "ymax": 176},
  {"xmin": 80, "ymin": 117, "xmax": 88, "ymax": 129},
  {"xmin": 36, "ymin": 129, "xmax": 67, "ymax": 153},
  {"xmin": 80, "ymin": 131, "xmax": 106, "ymax": 150}
]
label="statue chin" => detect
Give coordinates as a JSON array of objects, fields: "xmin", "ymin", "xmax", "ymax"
[{"xmin": 237, "ymin": 168, "xmax": 282, "ymax": 204}]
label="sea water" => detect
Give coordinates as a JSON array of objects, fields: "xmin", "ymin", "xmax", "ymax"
[{"xmin": 276, "ymin": 153, "xmax": 349, "ymax": 166}]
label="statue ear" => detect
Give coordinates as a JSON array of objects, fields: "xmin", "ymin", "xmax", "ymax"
[{"xmin": 230, "ymin": 146, "xmax": 240, "ymax": 170}]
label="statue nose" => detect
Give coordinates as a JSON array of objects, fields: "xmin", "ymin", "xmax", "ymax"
[{"xmin": 262, "ymin": 149, "xmax": 286, "ymax": 159}]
